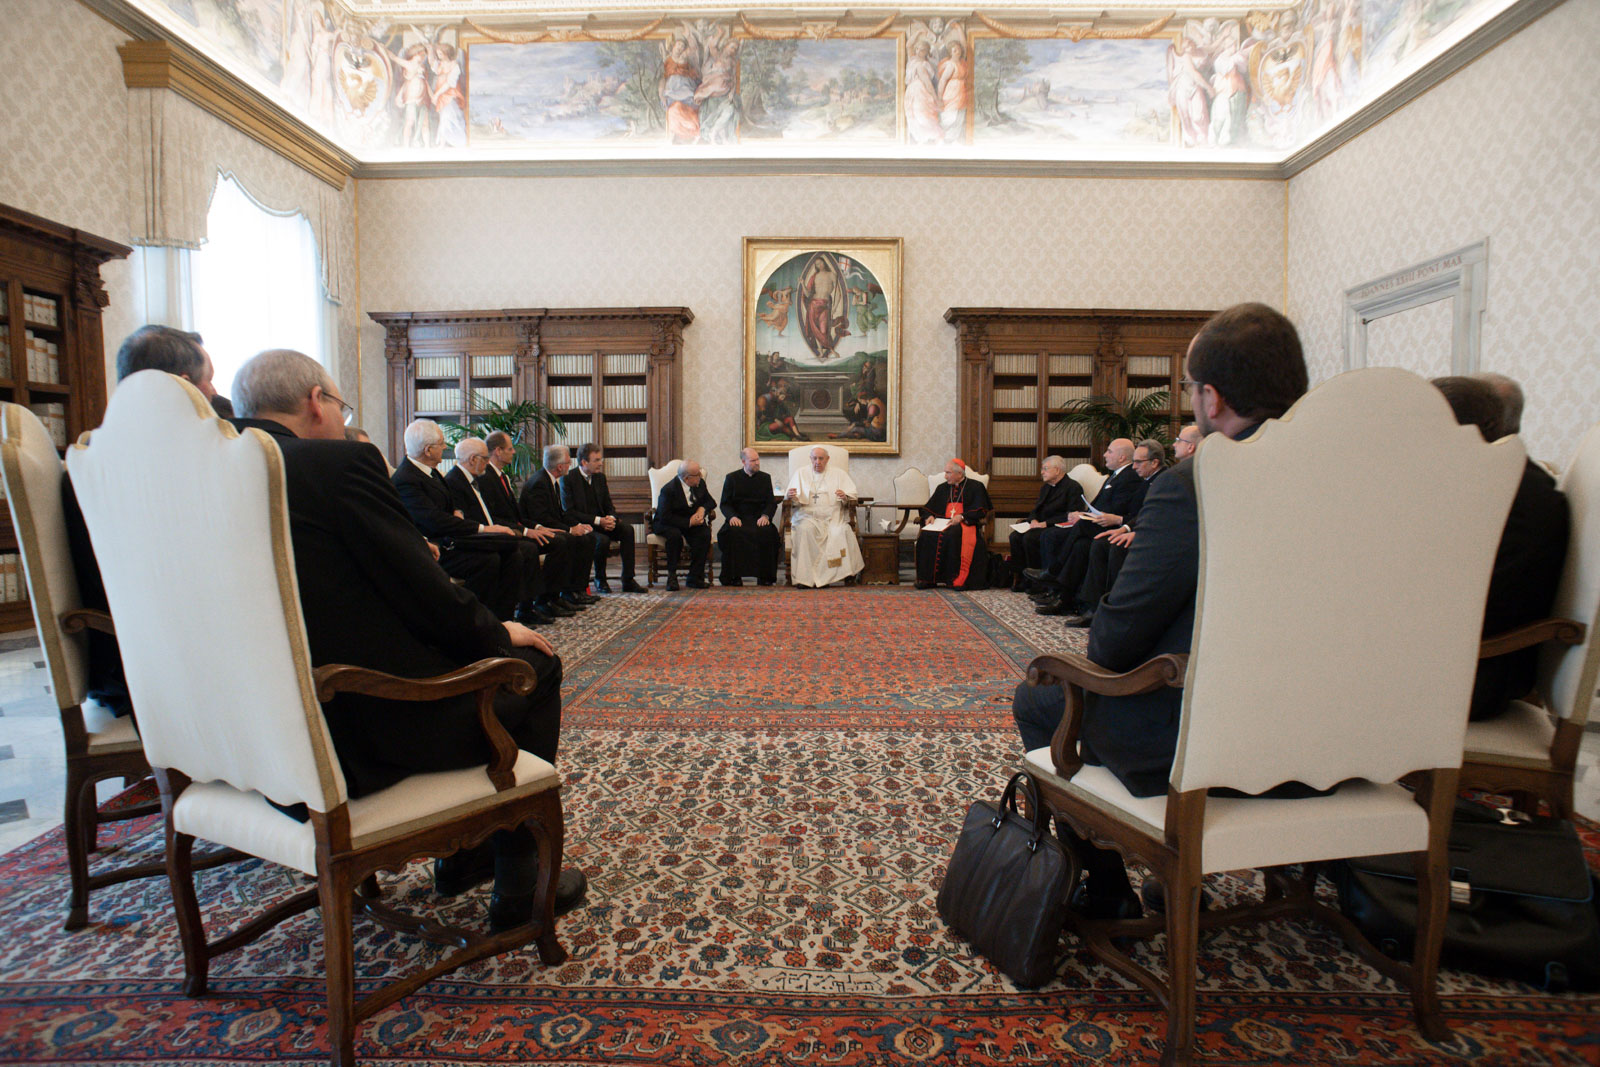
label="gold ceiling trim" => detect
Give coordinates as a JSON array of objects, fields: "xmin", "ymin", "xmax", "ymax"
[
  {"xmin": 974, "ymin": 12, "xmax": 1176, "ymax": 41},
  {"xmin": 736, "ymin": 13, "xmax": 899, "ymax": 41},
  {"xmin": 118, "ymin": 40, "xmax": 355, "ymax": 190},
  {"xmin": 463, "ymin": 15, "xmax": 667, "ymax": 42}
]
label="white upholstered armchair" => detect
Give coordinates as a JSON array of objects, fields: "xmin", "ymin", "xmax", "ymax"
[
  {"xmin": 1022, "ymin": 368, "xmax": 1525, "ymax": 1066},
  {"xmin": 66, "ymin": 372, "xmax": 568, "ymax": 1067}
]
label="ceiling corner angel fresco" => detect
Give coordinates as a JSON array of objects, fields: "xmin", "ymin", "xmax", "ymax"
[{"xmin": 144, "ymin": 0, "xmax": 1504, "ymax": 156}]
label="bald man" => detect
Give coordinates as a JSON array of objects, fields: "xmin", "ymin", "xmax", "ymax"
[
  {"xmin": 653, "ymin": 461, "xmax": 718, "ymax": 590},
  {"xmin": 718, "ymin": 447, "xmax": 780, "ymax": 585}
]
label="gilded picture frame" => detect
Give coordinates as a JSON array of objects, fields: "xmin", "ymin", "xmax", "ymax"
[{"xmin": 744, "ymin": 237, "xmax": 902, "ymax": 455}]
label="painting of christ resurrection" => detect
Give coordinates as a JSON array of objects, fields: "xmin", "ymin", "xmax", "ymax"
[{"xmin": 744, "ymin": 238, "xmax": 901, "ymax": 455}]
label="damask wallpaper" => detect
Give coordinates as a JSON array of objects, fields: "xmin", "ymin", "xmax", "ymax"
[
  {"xmin": 1287, "ymin": 0, "xmax": 1598, "ymax": 466},
  {"xmin": 355, "ymin": 174, "xmax": 1284, "ymax": 501}
]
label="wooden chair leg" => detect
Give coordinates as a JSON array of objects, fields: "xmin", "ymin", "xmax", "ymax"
[
  {"xmin": 1160, "ymin": 866, "xmax": 1201, "ymax": 1067},
  {"xmin": 1409, "ymin": 769, "xmax": 1454, "ymax": 1043},
  {"xmin": 62, "ymin": 764, "xmax": 93, "ymax": 930},
  {"xmin": 166, "ymin": 828, "xmax": 210, "ymax": 997},
  {"xmin": 318, "ymin": 871, "xmax": 358, "ymax": 1067},
  {"xmin": 530, "ymin": 815, "xmax": 569, "ymax": 967}
]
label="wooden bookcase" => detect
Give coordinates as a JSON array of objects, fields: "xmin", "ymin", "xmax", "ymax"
[
  {"xmin": 372, "ymin": 307, "xmax": 692, "ymax": 530},
  {"xmin": 0, "ymin": 205, "xmax": 129, "ymax": 633},
  {"xmin": 946, "ymin": 307, "xmax": 1212, "ymax": 523}
]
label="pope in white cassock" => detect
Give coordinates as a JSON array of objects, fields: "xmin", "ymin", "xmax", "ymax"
[{"xmin": 785, "ymin": 446, "xmax": 864, "ymax": 588}]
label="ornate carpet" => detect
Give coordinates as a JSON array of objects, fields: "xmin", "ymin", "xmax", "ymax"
[{"xmin": 1, "ymin": 588, "xmax": 1596, "ymax": 1066}]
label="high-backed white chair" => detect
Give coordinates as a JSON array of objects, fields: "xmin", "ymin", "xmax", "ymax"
[
  {"xmin": 781, "ymin": 443, "xmax": 857, "ymax": 585},
  {"xmin": 0, "ymin": 403, "xmax": 184, "ymax": 929},
  {"xmin": 1022, "ymin": 368, "xmax": 1524, "ymax": 1066},
  {"xmin": 890, "ymin": 466, "xmax": 930, "ymax": 536},
  {"xmin": 1068, "ymin": 462, "xmax": 1106, "ymax": 502},
  {"xmin": 1460, "ymin": 421, "xmax": 1600, "ymax": 818},
  {"xmin": 66, "ymin": 372, "xmax": 568, "ymax": 1067}
]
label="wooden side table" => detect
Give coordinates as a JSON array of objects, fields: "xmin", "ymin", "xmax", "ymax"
[{"xmin": 860, "ymin": 534, "xmax": 901, "ymax": 584}]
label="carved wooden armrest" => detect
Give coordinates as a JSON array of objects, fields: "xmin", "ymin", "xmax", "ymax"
[
  {"xmin": 1478, "ymin": 617, "xmax": 1585, "ymax": 659},
  {"xmin": 60, "ymin": 608, "xmax": 116, "ymax": 636},
  {"xmin": 313, "ymin": 659, "xmax": 537, "ymax": 791},
  {"xmin": 1025, "ymin": 651, "xmax": 1188, "ymax": 780},
  {"xmin": 891, "ymin": 506, "xmax": 922, "ymax": 535}
]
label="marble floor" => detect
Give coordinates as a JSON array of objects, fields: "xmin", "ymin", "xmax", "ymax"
[{"xmin": 1, "ymin": 626, "xmax": 1598, "ymax": 858}]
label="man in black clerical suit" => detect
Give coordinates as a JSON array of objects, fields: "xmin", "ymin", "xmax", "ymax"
[
  {"xmin": 1008, "ymin": 455, "xmax": 1083, "ymax": 590},
  {"xmin": 518, "ymin": 444, "xmax": 600, "ymax": 609},
  {"xmin": 1432, "ymin": 375, "xmax": 1570, "ymax": 721},
  {"xmin": 232, "ymin": 348, "xmax": 584, "ymax": 925},
  {"xmin": 560, "ymin": 443, "xmax": 641, "ymax": 593},
  {"xmin": 64, "ymin": 325, "xmax": 223, "ymax": 720},
  {"xmin": 391, "ymin": 419, "xmax": 530, "ymax": 621},
  {"xmin": 654, "ymin": 460, "xmax": 717, "ymax": 590},
  {"xmin": 443, "ymin": 437, "xmax": 558, "ymax": 625},
  {"xmin": 1013, "ymin": 304, "xmax": 1309, "ymax": 919},
  {"xmin": 1029, "ymin": 438, "xmax": 1152, "ymax": 614},
  {"xmin": 717, "ymin": 447, "xmax": 780, "ymax": 586}
]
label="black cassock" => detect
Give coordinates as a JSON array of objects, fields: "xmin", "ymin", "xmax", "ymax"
[
  {"xmin": 915, "ymin": 477, "xmax": 992, "ymax": 589},
  {"xmin": 717, "ymin": 468, "xmax": 781, "ymax": 583}
]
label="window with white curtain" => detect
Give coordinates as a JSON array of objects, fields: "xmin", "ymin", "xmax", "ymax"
[{"xmin": 192, "ymin": 173, "xmax": 324, "ymax": 399}]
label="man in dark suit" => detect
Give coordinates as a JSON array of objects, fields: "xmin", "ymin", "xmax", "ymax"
[
  {"xmin": 443, "ymin": 437, "xmax": 557, "ymax": 625},
  {"xmin": 1013, "ymin": 303, "xmax": 1309, "ymax": 918},
  {"xmin": 476, "ymin": 432, "xmax": 583, "ymax": 618},
  {"xmin": 1008, "ymin": 455, "xmax": 1084, "ymax": 591},
  {"xmin": 717, "ymin": 447, "xmax": 780, "ymax": 586},
  {"xmin": 519, "ymin": 444, "xmax": 600, "ymax": 610},
  {"xmin": 1053, "ymin": 438, "xmax": 1167, "ymax": 624},
  {"xmin": 560, "ymin": 442, "xmax": 641, "ymax": 593},
  {"xmin": 391, "ymin": 419, "xmax": 529, "ymax": 622},
  {"xmin": 1069, "ymin": 426, "xmax": 1201, "ymax": 627},
  {"xmin": 654, "ymin": 461, "xmax": 717, "ymax": 590},
  {"xmin": 232, "ymin": 348, "xmax": 584, "ymax": 927},
  {"xmin": 1028, "ymin": 438, "xmax": 1151, "ymax": 613},
  {"xmin": 1432, "ymin": 375, "xmax": 1570, "ymax": 721}
]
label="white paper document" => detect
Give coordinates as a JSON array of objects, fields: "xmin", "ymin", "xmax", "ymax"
[
  {"xmin": 923, "ymin": 517, "xmax": 953, "ymax": 533},
  {"xmin": 1009, "ymin": 521, "xmax": 1032, "ymax": 534}
]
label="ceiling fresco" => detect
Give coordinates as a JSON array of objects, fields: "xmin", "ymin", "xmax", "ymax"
[{"xmin": 122, "ymin": 0, "xmax": 1514, "ymax": 161}]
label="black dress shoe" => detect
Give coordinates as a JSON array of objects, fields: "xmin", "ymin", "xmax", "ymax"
[
  {"xmin": 686, "ymin": 579, "xmax": 709, "ymax": 589},
  {"xmin": 719, "ymin": 577, "xmax": 742, "ymax": 587},
  {"xmin": 434, "ymin": 841, "xmax": 496, "ymax": 898},
  {"xmin": 514, "ymin": 607, "xmax": 555, "ymax": 626},
  {"xmin": 1034, "ymin": 598, "xmax": 1068, "ymax": 615},
  {"xmin": 1068, "ymin": 880, "xmax": 1143, "ymax": 921},
  {"xmin": 665, "ymin": 577, "xmax": 680, "ymax": 591},
  {"xmin": 488, "ymin": 868, "xmax": 589, "ymax": 932},
  {"xmin": 572, "ymin": 591, "xmax": 600, "ymax": 605},
  {"xmin": 757, "ymin": 578, "xmax": 776, "ymax": 586},
  {"xmin": 1062, "ymin": 613, "xmax": 1094, "ymax": 628},
  {"xmin": 619, "ymin": 579, "xmax": 646, "ymax": 593},
  {"xmin": 1023, "ymin": 568, "xmax": 1050, "ymax": 583},
  {"xmin": 1139, "ymin": 878, "xmax": 1215, "ymax": 915},
  {"xmin": 593, "ymin": 580, "xmax": 613, "ymax": 594},
  {"xmin": 537, "ymin": 598, "xmax": 576, "ymax": 618},
  {"xmin": 557, "ymin": 592, "xmax": 589, "ymax": 611}
]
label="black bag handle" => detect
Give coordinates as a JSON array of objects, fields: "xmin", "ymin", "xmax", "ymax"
[{"xmin": 995, "ymin": 772, "xmax": 1054, "ymax": 855}]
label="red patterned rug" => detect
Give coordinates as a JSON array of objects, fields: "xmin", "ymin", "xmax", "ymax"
[{"xmin": 0, "ymin": 588, "xmax": 1595, "ymax": 1066}]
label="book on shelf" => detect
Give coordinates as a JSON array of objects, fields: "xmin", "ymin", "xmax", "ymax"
[
  {"xmin": 415, "ymin": 387, "xmax": 464, "ymax": 412},
  {"xmin": 602, "ymin": 420, "xmax": 647, "ymax": 447},
  {"xmin": 603, "ymin": 353, "xmax": 649, "ymax": 375},
  {"xmin": 548, "ymin": 353, "xmax": 595, "ymax": 376},
  {"xmin": 0, "ymin": 335, "xmax": 9, "ymax": 379},
  {"xmin": 1126, "ymin": 385, "xmax": 1170, "ymax": 404},
  {"xmin": 602, "ymin": 383, "xmax": 646, "ymax": 409},
  {"xmin": 438, "ymin": 457, "xmax": 456, "ymax": 475},
  {"xmin": 24, "ymin": 331, "xmax": 60, "ymax": 384},
  {"xmin": 470, "ymin": 354, "xmax": 513, "ymax": 377},
  {"xmin": 23, "ymin": 293, "xmax": 59, "ymax": 328},
  {"xmin": 1048, "ymin": 354, "xmax": 1095, "ymax": 376},
  {"xmin": 470, "ymin": 385, "xmax": 513, "ymax": 408},
  {"xmin": 1047, "ymin": 384, "xmax": 1092, "ymax": 407},
  {"xmin": 991, "ymin": 420, "xmax": 1038, "ymax": 448},
  {"xmin": 608, "ymin": 456, "xmax": 648, "ymax": 478},
  {"xmin": 993, "ymin": 385, "xmax": 1037, "ymax": 408},
  {"xmin": 1127, "ymin": 355, "xmax": 1172, "ymax": 376},
  {"xmin": 550, "ymin": 384, "xmax": 594, "ymax": 410},
  {"xmin": 554, "ymin": 420, "xmax": 593, "ymax": 445},
  {"xmin": 0, "ymin": 553, "xmax": 22, "ymax": 603},
  {"xmin": 415, "ymin": 355, "xmax": 461, "ymax": 379},
  {"xmin": 990, "ymin": 456, "xmax": 1040, "ymax": 477},
  {"xmin": 29, "ymin": 403, "xmax": 66, "ymax": 448},
  {"xmin": 992, "ymin": 353, "xmax": 1038, "ymax": 376}
]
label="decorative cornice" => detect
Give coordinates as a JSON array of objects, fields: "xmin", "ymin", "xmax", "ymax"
[
  {"xmin": 117, "ymin": 40, "xmax": 356, "ymax": 190},
  {"xmin": 354, "ymin": 157, "xmax": 1284, "ymax": 181}
]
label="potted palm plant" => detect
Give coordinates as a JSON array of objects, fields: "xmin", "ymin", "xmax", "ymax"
[
  {"xmin": 439, "ymin": 394, "xmax": 565, "ymax": 484},
  {"xmin": 1053, "ymin": 391, "xmax": 1174, "ymax": 450}
]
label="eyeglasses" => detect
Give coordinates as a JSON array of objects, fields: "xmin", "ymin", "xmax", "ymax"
[
  {"xmin": 321, "ymin": 389, "xmax": 355, "ymax": 426},
  {"xmin": 1180, "ymin": 378, "xmax": 1203, "ymax": 391}
]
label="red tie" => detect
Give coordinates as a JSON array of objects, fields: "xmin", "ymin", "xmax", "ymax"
[{"xmin": 500, "ymin": 470, "xmax": 512, "ymax": 497}]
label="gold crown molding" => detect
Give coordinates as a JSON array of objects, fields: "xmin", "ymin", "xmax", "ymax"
[
  {"xmin": 352, "ymin": 156, "xmax": 1283, "ymax": 181},
  {"xmin": 117, "ymin": 40, "xmax": 356, "ymax": 190}
]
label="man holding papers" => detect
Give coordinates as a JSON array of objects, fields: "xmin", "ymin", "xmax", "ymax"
[
  {"xmin": 915, "ymin": 458, "xmax": 993, "ymax": 589},
  {"xmin": 1025, "ymin": 438, "xmax": 1147, "ymax": 613},
  {"xmin": 1008, "ymin": 455, "xmax": 1084, "ymax": 591}
]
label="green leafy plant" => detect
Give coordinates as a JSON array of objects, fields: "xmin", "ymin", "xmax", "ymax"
[
  {"xmin": 439, "ymin": 395, "xmax": 565, "ymax": 484},
  {"xmin": 1053, "ymin": 391, "xmax": 1174, "ymax": 449}
]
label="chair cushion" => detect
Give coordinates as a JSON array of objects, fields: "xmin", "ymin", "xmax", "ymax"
[
  {"xmin": 1024, "ymin": 748, "xmax": 1429, "ymax": 875},
  {"xmin": 82, "ymin": 699, "xmax": 143, "ymax": 754},
  {"xmin": 1462, "ymin": 700, "xmax": 1557, "ymax": 768},
  {"xmin": 173, "ymin": 752, "xmax": 561, "ymax": 876}
]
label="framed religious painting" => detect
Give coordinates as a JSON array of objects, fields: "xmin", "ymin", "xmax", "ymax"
[{"xmin": 744, "ymin": 237, "xmax": 902, "ymax": 454}]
